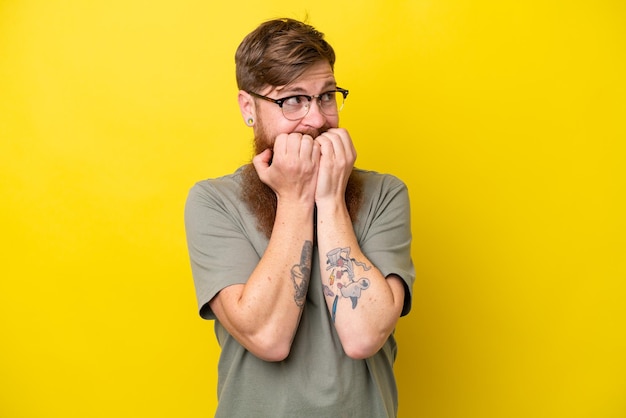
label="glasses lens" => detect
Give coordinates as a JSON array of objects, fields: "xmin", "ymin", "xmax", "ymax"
[
  {"xmin": 282, "ymin": 95, "xmax": 308, "ymax": 120},
  {"xmin": 320, "ymin": 91, "xmax": 344, "ymax": 115},
  {"xmin": 281, "ymin": 91, "xmax": 346, "ymax": 121}
]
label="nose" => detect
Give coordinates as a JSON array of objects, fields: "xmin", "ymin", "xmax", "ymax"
[{"xmin": 301, "ymin": 98, "xmax": 326, "ymax": 128}]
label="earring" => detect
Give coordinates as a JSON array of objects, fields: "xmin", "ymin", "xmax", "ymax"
[{"xmin": 246, "ymin": 117, "xmax": 254, "ymax": 126}]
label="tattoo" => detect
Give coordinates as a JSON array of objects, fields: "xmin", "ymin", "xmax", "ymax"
[
  {"xmin": 324, "ymin": 247, "xmax": 371, "ymax": 322},
  {"xmin": 290, "ymin": 241, "xmax": 312, "ymax": 307}
]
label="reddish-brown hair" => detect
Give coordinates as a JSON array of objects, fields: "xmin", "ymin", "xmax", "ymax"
[{"xmin": 235, "ymin": 18, "xmax": 336, "ymax": 92}]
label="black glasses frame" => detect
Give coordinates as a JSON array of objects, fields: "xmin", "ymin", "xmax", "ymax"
[{"xmin": 247, "ymin": 88, "xmax": 349, "ymax": 119}]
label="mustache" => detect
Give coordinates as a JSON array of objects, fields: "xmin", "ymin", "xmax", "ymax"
[
  {"xmin": 296, "ymin": 124, "xmax": 337, "ymax": 138},
  {"xmin": 297, "ymin": 129, "xmax": 321, "ymax": 138}
]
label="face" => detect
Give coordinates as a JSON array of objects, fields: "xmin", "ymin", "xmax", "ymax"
[{"xmin": 239, "ymin": 60, "xmax": 340, "ymax": 153}]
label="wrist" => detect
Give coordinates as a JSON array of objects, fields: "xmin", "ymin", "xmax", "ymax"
[
  {"xmin": 276, "ymin": 196, "xmax": 315, "ymax": 218},
  {"xmin": 315, "ymin": 197, "xmax": 348, "ymax": 217}
]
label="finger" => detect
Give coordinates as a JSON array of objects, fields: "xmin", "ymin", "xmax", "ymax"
[
  {"xmin": 298, "ymin": 134, "xmax": 312, "ymax": 158},
  {"xmin": 311, "ymin": 140, "xmax": 321, "ymax": 164},
  {"xmin": 252, "ymin": 148, "xmax": 273, "ymax": 172},
  {"xmin": 328, "ymin": 128, "xmax": 356, "ymax": 164},
  {"xmin": 272, "ymin": 133, "xmax": 290, "ymax": 157},
  {"xmin": 327, "ymin": 128, "xmax": 354, "ymax": 157},
  {"xmin": 317, "ymin": 131, "xmax": 342, "ymax": 160},
  {"xmin": 284, "ymin": 133, "xmax": 305, "ymax": 157},
  {"xmin": 299, "ymin": 135, "xmax": 319, "ymax": 162},
  {"xmin": 314, "ymin": 133, "xmax": 336, "ymax": 159}
]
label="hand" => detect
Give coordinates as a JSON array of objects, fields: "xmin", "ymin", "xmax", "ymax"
[
  {"xmin": 252, "ymin": 133, "xmax": 321, "ymax": 204},
  {"xmin": 314, "ymin": 128, "xmax": 356, "ymax": 205}
]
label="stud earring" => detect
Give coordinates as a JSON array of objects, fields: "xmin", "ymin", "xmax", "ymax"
[{"xmin": 246, "ymin": 117, "xmax": 254, "ymax": 126}]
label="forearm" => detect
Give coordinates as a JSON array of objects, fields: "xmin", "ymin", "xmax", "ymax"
[
  {"xmin": 316, "ymin": 201, "xmax": 405, "ymax": 359},
  {"xmin": 210, "ymin": 200, "xmax": 314, "ymax": 361}
]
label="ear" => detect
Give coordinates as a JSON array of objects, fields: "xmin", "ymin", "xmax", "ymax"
[{"xmin": 238, "ymin": 90, "xmax": 256, "ymax": 126}]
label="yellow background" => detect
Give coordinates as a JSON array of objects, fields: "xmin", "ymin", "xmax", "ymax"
[{"xmin": 1, "ymin": 1, "xmax": 624, "ymax": 417}]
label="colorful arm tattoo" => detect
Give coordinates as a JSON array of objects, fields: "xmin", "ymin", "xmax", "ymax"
[{"xmin": 323, "ymin": 247, "xmax": 371, "ymax": 322}]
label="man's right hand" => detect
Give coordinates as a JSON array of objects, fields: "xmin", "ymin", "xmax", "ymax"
[{"xmin": 253, "ymin": 133, "xmax": 321, "ymax": 204}]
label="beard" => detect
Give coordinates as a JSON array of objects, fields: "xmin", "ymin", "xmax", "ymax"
[{"xmin": 241, "ymin": 126, "xmax": 363, "ymax": 239}]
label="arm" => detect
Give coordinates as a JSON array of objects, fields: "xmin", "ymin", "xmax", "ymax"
[
  {"xmin": 315, "ymin": 128, "xmax": 406, "ymax": 359},
  {"xmin": 208, "ymin": 133, "xmax": 320, "ymax": 362}
]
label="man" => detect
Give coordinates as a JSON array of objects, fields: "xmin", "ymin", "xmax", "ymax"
[{"xmin": 185, "ymin": 18, "xmax": 414, "ymax": 417}]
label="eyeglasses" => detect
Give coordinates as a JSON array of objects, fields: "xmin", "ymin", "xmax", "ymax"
[{"xmin": 248, "ymin": 87, "xmax": 349, "ymax": 121}]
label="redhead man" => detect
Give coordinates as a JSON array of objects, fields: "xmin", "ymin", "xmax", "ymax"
[{"xmin": 185, "ymin": 18, "xmax": 414, "ymax": 418}]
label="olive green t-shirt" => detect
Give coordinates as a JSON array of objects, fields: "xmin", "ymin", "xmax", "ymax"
[{"xmin": 185, "ymin": 166, "xmax": 415, "ymax": 418}]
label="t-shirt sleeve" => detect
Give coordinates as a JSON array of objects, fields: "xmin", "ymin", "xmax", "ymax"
[
  {"xmin": 358, "ymin": 175, "xmax": 415, "ymax": 316},
  {"xmin": 184, "ymin": 181, "xmax": 261, "ymax": 320}
]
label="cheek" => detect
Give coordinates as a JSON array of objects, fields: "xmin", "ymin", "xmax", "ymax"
[{"xmin": 257, "ymin": 108, "xmax": 299, "ymax": 135}]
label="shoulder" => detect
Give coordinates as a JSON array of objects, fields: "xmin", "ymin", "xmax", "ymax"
[
  {"xmin": 189, "ymin": 166, "xmax": 246, "ymax": 195},
  {"xmin": 354, "ymin": 167, "xmax": 406, "ymax": 184},
  {"xmin": 187, "ymin": 166, "xmax": 247, "ymax": 206},
  {"xmin": 353, "ymin": 167, "xmax": 409, "ymax": 197},
  {"xmin": 184, "ymin": 166, "xmax": 253, "ymax": 230},
  {"xmin": 351, "ymin": 168, "xmax": 411, "ymax": 230}
]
